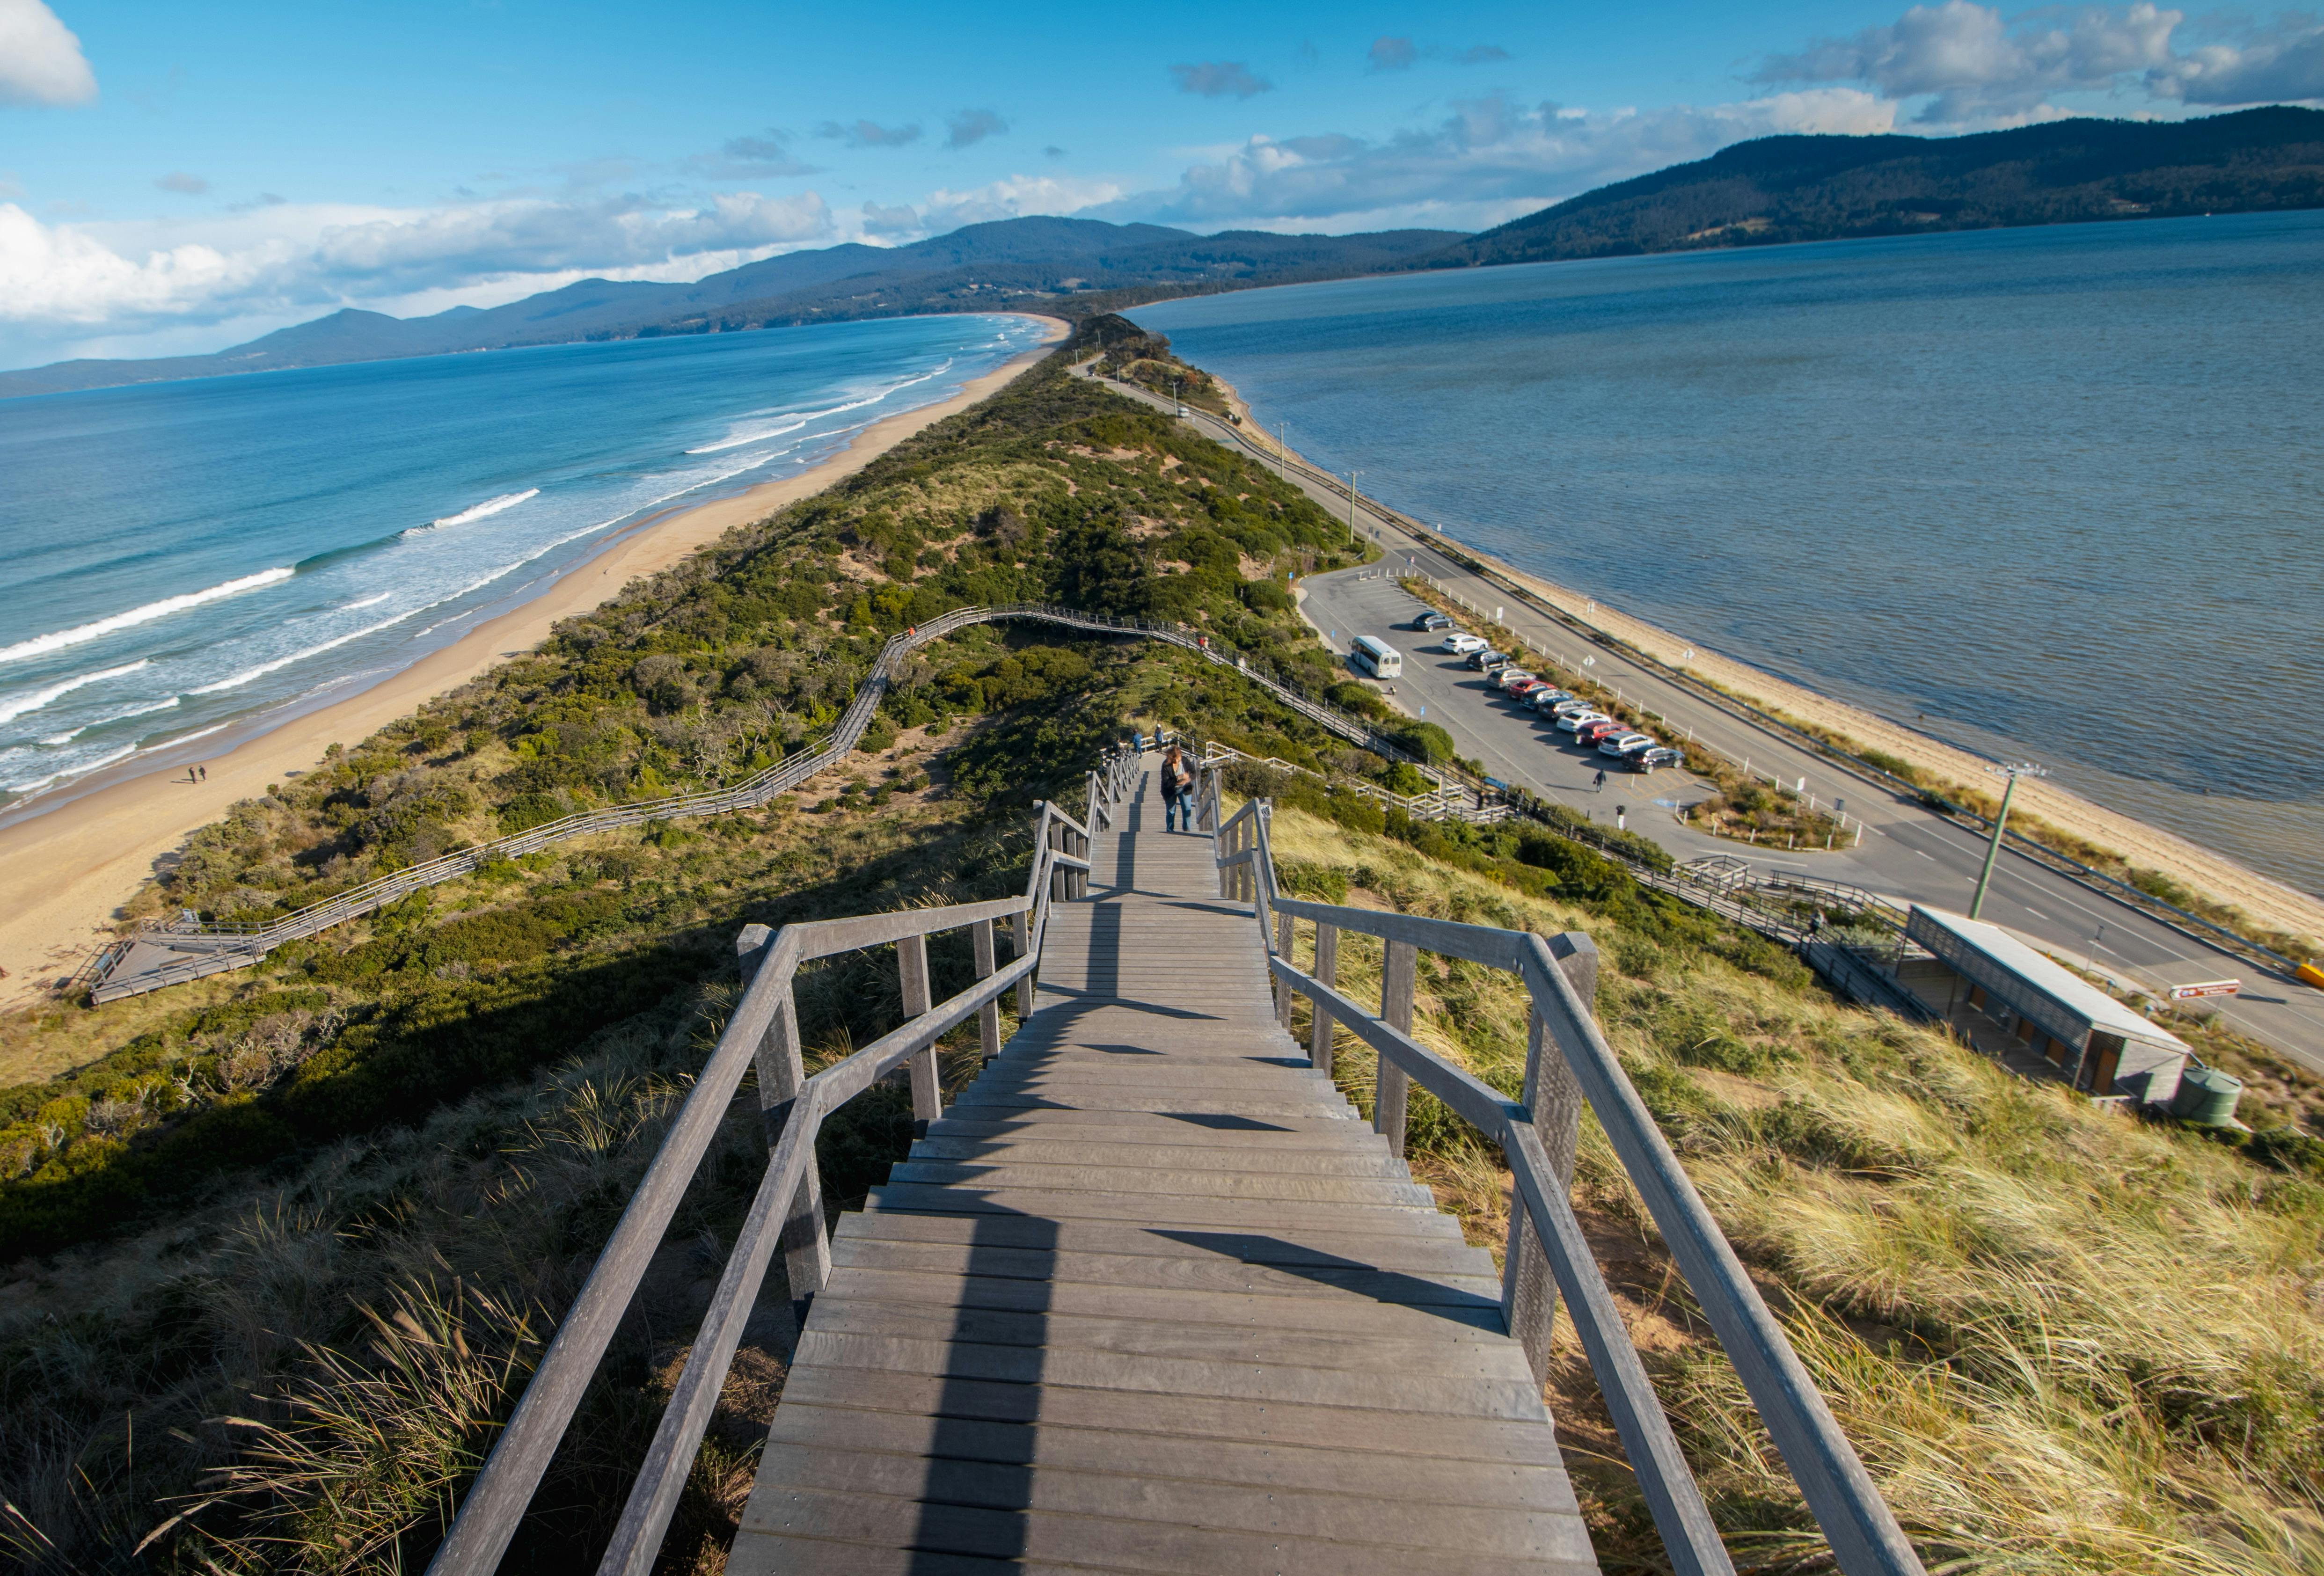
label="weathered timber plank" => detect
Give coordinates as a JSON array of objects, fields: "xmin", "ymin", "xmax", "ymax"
[
  {"xmin": 816, "ymin": 1265, "xmax": 1507, "ymax": 1337},
  {"xmin": 822, "ymin": 1235, "xmax": 1502, "ymax": 1304},
  {"xmin": 748, "ymin": 1440, "xmax": 1591, "ymax": 1559},
  {"xmin": 771, "ymin": 1363, "xmax": 1562, "ymax": 1463},
  {"xmin": 884, "ymin": 1160, "xmax": 1437, "ymax": 1205},
  {"xmin": 734, "ymin": 1484, "xmax": 1594, "ymax": 1576},
  {"xmin": 761, "ymin": 1402, "xmax": 1572, "ymax": 1510},
  {"xmin": 906, "ymin": 1137, "xmax": 1411, "ymax": 1175},
  {"xmin": 831, "ymin": 1209, "xmax": 1500, "ymax": 1275},
  {"xmin": 862, "ymin": 1184, "xmax": 1463, "ymax": 1234},
  {"xmin": 800, "ymin": 1296, "xmax": 1538, "ymax": 1380},
  {"xmin": 788, "ymin": 1330, "xmax": 1545, "ymax": 1417}
]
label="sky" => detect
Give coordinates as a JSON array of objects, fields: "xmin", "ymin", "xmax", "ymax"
[{"xmin": 2, "ymin": 0, "xmax": 2320, "ymax": 370}]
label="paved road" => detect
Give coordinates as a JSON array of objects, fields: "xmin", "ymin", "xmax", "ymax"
[{"xmin": 1078, "ymin": 365, "xmax": 2324, "ymax": 1070}]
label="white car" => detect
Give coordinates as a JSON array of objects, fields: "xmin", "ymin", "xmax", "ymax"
[
  {"xmin": 1599, "ymin": 731, "xmax": 1656, "ymax": 757},
  {"xmin": 1442, "ymin": 633, "xmax": 1487, "ymax": 655},
  {"xmin": 1555, "ymin": 709, "xmax": 1610, "ymax": 733},
  {"xmin": 1494, "ymin": 669, "xmax": 1536, "ymax": 693}
]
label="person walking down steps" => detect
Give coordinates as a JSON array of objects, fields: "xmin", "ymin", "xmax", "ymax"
[{"xmin": 1161, "ymin": 743, "xmax": 1197, "ymax": 832}]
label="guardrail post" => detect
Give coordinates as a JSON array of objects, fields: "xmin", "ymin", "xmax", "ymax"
[
  {"xmin": 973, "ymin": 918, "xmax": 1002, "ymax": 1064},
  {"xmin": 1275, "ymin": 907, "xmax": 1295, "ymax": 1028},
  {"xmin": 897, "ymin": 933, "xmax": 940, "ymax": 1134},
  {"xmin": 1504, "ymin": 932, "xmax": 1595, "ymax": 1384},
  {"xmin": 1377, "ymin": 940, "xmax": 1417, "ymax": 1158},
  {"xmin": 736, "ymin": 925, "xmax": 829, "ymax": 1320},
  {"xmin": 1310, "ymin": 923, "xmax": 1339, "ymax": 1074}
]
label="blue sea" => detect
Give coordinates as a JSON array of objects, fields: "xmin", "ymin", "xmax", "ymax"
[
  {"xmin": 0, "ymin": 314, "xmax": 1046, "ymax": 816},
  {"xmin": 1134, "ymin": 213, "xmax": 2324, "ymax": 897}
]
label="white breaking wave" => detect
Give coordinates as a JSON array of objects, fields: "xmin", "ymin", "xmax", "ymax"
[
  {"xmin": 5, "ymin": 744, "xmax": 135, "ymax": 795},
  {"xmin": 343, "ymin": 591, "xmax": 393, "ymax": 610},
  {"xmin": 685, "ymin": 360, "xmax": 953, "ymax": 453},
  {"xmin": 407, "ymin": 489, "xmax": 540, "ymax": 534},
  {"xmin": 0, "ymin": 569, "xmax": 294, "ymax": 666},
  {"xmin": 0, "ymin": 659, "xmax": 151, "ymax": 726},
  {"xmin": 190, "ymin": 606, "xmax": 431, "ymax": 696}
]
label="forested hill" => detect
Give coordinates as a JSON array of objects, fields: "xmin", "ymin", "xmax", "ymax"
[{"xmin": 1426, "ymin": 106, "xmax": 2324, "ymax": 268}]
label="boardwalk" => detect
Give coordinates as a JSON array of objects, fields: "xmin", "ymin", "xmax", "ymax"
[{"xmin": 732, "ymin": 757, "xmax": 1595, "ymax": 1574}]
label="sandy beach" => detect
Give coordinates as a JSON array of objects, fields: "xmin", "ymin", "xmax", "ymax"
[
  {"xmin": 1206, "ymin": 373, "xmax": 2324, "ymax": 947},
  {"xmin": 0, "ymin": 315, "xmax": 1066, "ymax": 1008}
]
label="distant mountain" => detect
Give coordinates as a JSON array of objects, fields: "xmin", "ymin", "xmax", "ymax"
[
  {"xmin": 0, "ymin": 219, "xmax": 1461, "ymax": 400},
  {"xmin": 1423, "ymin": 106, "xmax": 2324, "ymax": 269}
]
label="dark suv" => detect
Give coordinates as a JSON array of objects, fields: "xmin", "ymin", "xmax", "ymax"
[{"xmin": 1466, "ymin": 649, "xmax": 1510, "ymax": 671}]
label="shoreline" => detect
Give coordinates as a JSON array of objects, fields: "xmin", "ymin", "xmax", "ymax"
[
  {"xmin": 1202, "ymin": 370, "xmax": 2324, "ymax": 948},
  {"xmin": 0, "ymin": 315, "xmax": 1067, "ymax": 1008}
]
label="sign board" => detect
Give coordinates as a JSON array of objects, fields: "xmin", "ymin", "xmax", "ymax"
[{"xmin": 2167, "ymin": 979, "xmax": 2242, "ymax": 1000}]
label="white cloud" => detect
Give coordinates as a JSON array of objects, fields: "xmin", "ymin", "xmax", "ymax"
[
  {"xmin": 1368, "ymin": 37, "xmax": 1419, "ymax": 73},
  {"xmin": 0, "ymin": 189, "xmax": 833, "ymax": 363},
  {"xmin": 155, "ymin": 171, "xmax": 209, "ymax": 195},
  {"xmin": 0, "ymin": 0, "xmax": 95, "ymax": 107},
  {"xmin": 1170, "ymin": 61, "xmax": 1272, "ymax": 99},
  {"xmin": 946, "ymin": 109, "xmax": 1008, "ymax": 149},
  {"xmin": 1756, "ymin": 2, "xmax": 2324, "ymax": 123},
  {"xmin": 2149, "ymin": 17, "xmax": 2324, "ymax": 104},
  {"xmin": 1104, "ymin": 90, "xmax": 1897, "ymax": 233},
  {"xmin": 917, "ymin": 173, "xmax": 1125, "ymax": 233},
  {"xmin": 860, "ymin": 199, "xmax": 920, "ymax": 235},
  {"xmin": 815, "ymin": 118, "xmax": 923, "ymax": 147}
]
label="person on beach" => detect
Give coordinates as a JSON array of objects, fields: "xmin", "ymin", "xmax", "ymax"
[{"xmin": 1161, "ymin": 744, "xmax": 1196, "ymax": 832}]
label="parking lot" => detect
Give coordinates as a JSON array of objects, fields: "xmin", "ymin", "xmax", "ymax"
[{"xmin": 1295, "ymin": 570, "xmax": 1722, "ymax": 841}]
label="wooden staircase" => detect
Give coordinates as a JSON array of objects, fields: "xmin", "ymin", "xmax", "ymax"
[{"xmin": 730, "ymin": 759, "xmax": 1596, "ymax": 1573}]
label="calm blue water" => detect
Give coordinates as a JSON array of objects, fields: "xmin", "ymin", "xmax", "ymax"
[
  {"xmin": 1135, "ymin": 214, "xmax": 2324, "ymax": 897},
  {"xmin": 0, "ymin": 314, "xmax": 1045, "ymax": 812}
]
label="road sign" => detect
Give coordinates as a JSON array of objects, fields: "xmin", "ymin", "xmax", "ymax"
[{"xmin": 2167, "ymin": 980, "xmax": 2242, "ymax": 1000}]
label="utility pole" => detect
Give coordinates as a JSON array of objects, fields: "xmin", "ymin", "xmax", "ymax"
[
  {"xmin": 1968, "ymin": 761, "xmax": 2047, "ymax": 919},
  {"xmin": 1279, "ymin": 422, "xmax": 1287, "ymax": 480},
  {"xmin": 1346, "ymin": 471, "xmax": 1361, "ymax": 543}
]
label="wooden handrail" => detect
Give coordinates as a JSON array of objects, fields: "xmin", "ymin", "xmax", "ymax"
[
  {"xmin": 426, "ymin": 798, "xmax": 1081, "ymax": 1576},
  {"xmin": 1227, "ymin": 796, "xmax": 1923, "ymax": 1576}
]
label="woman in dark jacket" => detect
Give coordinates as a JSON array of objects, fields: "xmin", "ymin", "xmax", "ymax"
[{"xmin": 1160, "ymin": 744, "xmax": 1196, "ymax": 832}]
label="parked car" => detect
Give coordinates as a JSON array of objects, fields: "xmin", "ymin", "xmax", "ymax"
[
  {"xmin": 1624, "ymin": 745, "xmax": 1685, "ymax": 773},
  {"xmin": 1467, "ymin": 649, "xmax": 1510, "ymax": 671},
  {"xmin": 1598, "ymin": 731, "xmax": 1656, "ymax": 757},
  {"xmin": 1527, "ymin": 688, "xmax": 1574, "ymax": 711},
  {"xmin": 1508, "ymin": 679, "xmax": 1555, "ymax": 701},
  {"xmin": 1574, "ymin": 718, "xmax": 1627, "ymax": 744},
  {"xmin": 1418, "ymin": 612, "xmax": 1454, "ymax": 632},
  {"xmin": 1547, "ymin": 697, "xmax": 1596, "ymax": 719},
  {"xmin": 1442, "ymin": 633, "xmax": 1487, "ymax": 655},
  {"xmin": 1555, "ymin": 709, "xmax": 1611, "ymax": 733},
  {"xmin": 1494, "ymin": 669, "xmax": 1536, "ymax": 693}
]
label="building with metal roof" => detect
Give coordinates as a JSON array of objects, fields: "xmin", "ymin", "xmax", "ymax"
[{"xmin": 1897, "ymin": 905, "xmax": 2192, "ymax": 1105}]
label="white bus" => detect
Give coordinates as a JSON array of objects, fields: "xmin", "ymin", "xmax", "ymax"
[{"xmin": 1350, "ymin": 635, "xmax": 1403, "ymax": 679}]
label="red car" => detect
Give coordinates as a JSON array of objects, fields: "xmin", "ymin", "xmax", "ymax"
[
  {"xmin": 1574, "ymin": 718, "xmax": 1627, "ymax": 744},
  {"xmin": 1507, "ymin": 678, "xmax": 1554, "ymax": 702}
]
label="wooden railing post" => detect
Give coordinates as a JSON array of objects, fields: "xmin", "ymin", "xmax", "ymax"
[
  {"xmin": 1014, "ymin": 910, "xmax": 1037, "ymax": 1019},
  {"xmin": 736, "ymin": 927, "xmax": 829, "ymax": 1319},
  {"xmin": 1310, "ymin": 923, "xmax": 1338, "ymax": 1074},
  {"xmin": 1504, "ymin": 931, "xmax": 1596, "ymax": 1384},
  {"xmin": 973, "ymin": 918, "xmax": 1002, "ymax": 1063},
  {"xmin": 897, "ymin": 933, "xmax": 940, "ymax": 1133},
  {"xmin": 1274, "ymin": 907, "xmax": 1294, "ymax": 1027},
  {"xmin": 1377, "ymin": 940, "xmax": 1417, "ymax": 1158}
]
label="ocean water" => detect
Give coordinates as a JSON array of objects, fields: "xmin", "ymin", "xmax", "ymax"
[
  {"xmin": 0, "ymin": 314, "xmax": 1046, "ymax": 814},
  {"xmin": 1133, "ymin": 213, "xmax": 2324, "ymax": 898}
]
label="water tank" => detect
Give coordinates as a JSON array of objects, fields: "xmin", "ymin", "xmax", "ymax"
[{"xmin": 2170, "ymin": 1065, "xmax": 2243, "ymax": 1126}]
